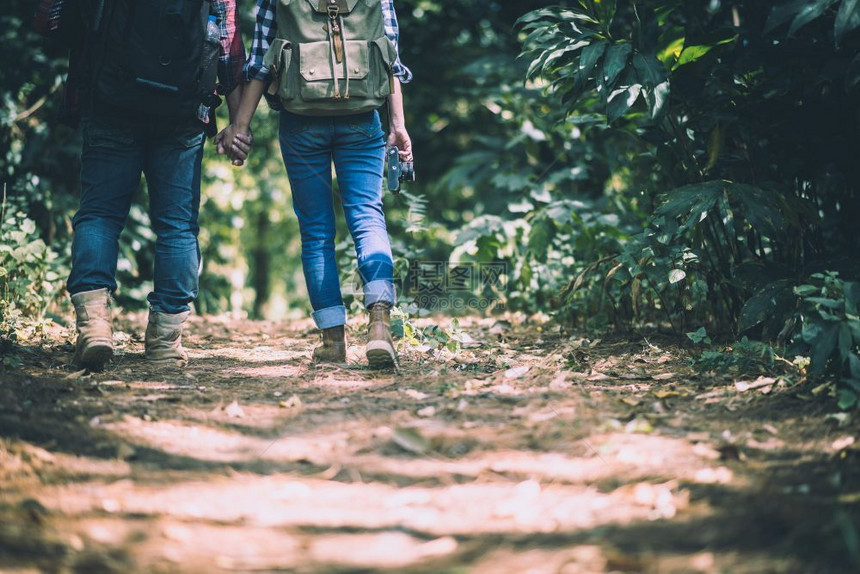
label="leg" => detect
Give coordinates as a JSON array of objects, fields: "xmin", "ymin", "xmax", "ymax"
[
  {"xmin": 143, "ymin": 127, "xmax": 205, "ymax": 314},
  {"xmin": 67, "ymin": 120, "xmax": 143, "ymax": 370},
  {"xmin": 141, "ymin": 126, "xmax": 205, "ymax": 366},
  {"xmin": 68, "ymin": 120, "xmax": 143, "ymax": 296},
  {"xmin": 332, "ymin": 111, "xmax": 394, "ymax": 308},
  {"xmin": 278, "ymin": 112, "xmax": 346, "ymax": 329},
  {"xmin": 333, "ymin": 112, "xmax": 397, "ymax": 369}
]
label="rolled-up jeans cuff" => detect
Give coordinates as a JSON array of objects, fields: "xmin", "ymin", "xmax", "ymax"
[
  {"xmin": 364, "ymin": 280, "xmax": 395, "ymax": 308},
  {"xmin": 312, "ymin": 305, "xmax": 347, "ymax": 329}
]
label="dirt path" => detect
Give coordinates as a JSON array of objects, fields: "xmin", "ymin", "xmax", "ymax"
[{"xmin": 1, "ymin": 315, "xmax": 858, "ymax": 573}]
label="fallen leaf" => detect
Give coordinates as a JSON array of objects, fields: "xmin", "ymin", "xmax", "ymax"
[
  {"xmin": 735, "ymin": 376, "xmax": 776, "ymax": 393},
  {"xmin": 625, "ymin": 417, "xmax": 653, "ymax": 434},
  {"xmin": 417, "ymin": 406, "xmax": 436, "ymax": 418},
  {"xmin": 651, "ymin": 372, "xmax": 676, "ymax": 381},
  {"xmin": 115, "ymin": 443, "xmax": 136, "ymax": 460},
  {"xmin": 652, "ymin": 390, "xmax": 683, "ymax": 399},
  {"xmin": 224, "ymin": 400, "xmax": 245, "ymax": 418},
  {"xmin": 403, "ymin": 389, "xmax": 430, "ymax": 400},
  {"xmin": 832, "ymin": 436, "xmax": 855, "ymax": 451},
  {"xmin": 504, "ymin": 365, "xmax": 531, "ymax": 379},
  {"xmin": 279, "ymin": 395, "xmax": 302, "ymax": 409},
  {"xmin": 392, "ymin": 427, "xmax": 430, "ymax": 455}
]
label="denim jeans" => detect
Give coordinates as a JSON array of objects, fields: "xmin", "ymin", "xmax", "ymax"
[
  {"xmin": 278, "ymin": 110, "xmax": 395, "ymax": 329},
  {"xmin": 67, "ymin": 119, "xmax": 205, "ymax": 314}
]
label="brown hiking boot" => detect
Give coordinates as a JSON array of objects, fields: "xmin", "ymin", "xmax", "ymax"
[
  {"xmin": 145, "ymin": 310, "xmax": 190, "ymax": 367},
  {"xmin": 366, "ymin": 302, "xmax": 397, "ymax": 369},
  {"xmin": 71, "ymin": 288, "xmax": 113, "ymax": 370},
  {"xmin": 313, "ymin": 325, "xmax": 347, "ymax": 364}
]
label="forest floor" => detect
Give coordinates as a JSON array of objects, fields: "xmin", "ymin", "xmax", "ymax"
[{"xmin": 1, "ymin": 314, "xmax": 859, "ymax": 573}]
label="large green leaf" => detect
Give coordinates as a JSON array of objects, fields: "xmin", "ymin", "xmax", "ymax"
[
  {"xmin": 655, "ymin": 181, "xmax": 724, "ymax": 221},
  {"xmin": 791, "ymin": 0, "xmax": 840, "ymax": 36},
  {"xmin": 809, "ymin": 322, "xmax": 840, "ymax": 375},
  {"xmin": 727, "ymin": 184, "xmax": 787, "ymax": 239},
  {"xmin": 674, "ymin": 45, "xmax": 714, "ymax": 67},
  {"xmin": 605, "ymin": 83, "xmax": 642, "ymax": 122},
  {"xmin": 601, "ymin": 43, "xmax": 632, "ymax": 88},
  {"xmin": 739, "ymin": 279, "xmax": 796, "ymax": 332},
  {"xmin": 576, "ymin": 40, "xmax": 609, "ymax": 91},
  {"xmin": 836, "ymin": 0, "xmax": 860, "ymax": 46},
  {"xmin": 765, "ymin": 0, "xmax": 836, "ymax": 34},
  {"xmin": 632, "ymin": 52, "xmax": 666, "ymax": 88},
  {"xmin": 528, "ymin": 217, "xmax": 555, "ymax": 262}
]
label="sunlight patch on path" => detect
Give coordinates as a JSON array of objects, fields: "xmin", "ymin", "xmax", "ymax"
[{"xmin": 44, "ymin": 475, "xmax": 668, "ymax": 536}]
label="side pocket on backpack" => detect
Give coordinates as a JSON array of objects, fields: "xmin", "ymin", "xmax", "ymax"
[
  {"xmin": 263, "ymin": 38, "xmax": 294, "ymax": 102},
  {"xmin": 370, "ymin": 36, "xmax": 396, "ymax": 98}
]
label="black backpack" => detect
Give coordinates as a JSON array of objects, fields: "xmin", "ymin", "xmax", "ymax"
[{"xmin": 86, "ymin": 0, "xmax": 220, "ymax": 123}]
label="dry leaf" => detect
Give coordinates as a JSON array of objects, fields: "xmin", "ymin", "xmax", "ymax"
[
  {"xmin": 279, "ymin": 395, "xmax": 302, "ymax": 409},
  {"xmin": 832, "ymin": 436, "xmax": 855, "ymax": 451},
  {"xmin": 735, "ymin": 377, "xmax": 776, "ymax": 393},
  {"xmin": 392, "ymin": 427, "xmax": 430, "ymax": 455},
  {"xmin": 504, "ymin": 365, "xmax": 531, "ymax": 379},
  {"xmin": 403, "ymin": 389, "xmax": 430, "ymax": 400},
  {"xmin": 417, "ymin": 406, "xmax": 436, "ymax": 418},
  {"xmin": 224, "ymin": 400, "xmax": 245, "ymax": 418},
  {"xmin": 64, "ymin": 369, "xmax": 88, "ymax": 380}
]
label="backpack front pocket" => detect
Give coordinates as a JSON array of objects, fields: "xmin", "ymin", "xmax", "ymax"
[
  {"xmin": 263, "ymin": 38, "xmax": 294, "ymax": 101},
  {"xmin": 298, "ymin": 40, "xmax": 371, "ymax": 101}
]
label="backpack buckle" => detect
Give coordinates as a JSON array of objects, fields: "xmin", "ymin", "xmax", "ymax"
[{"xmin": 320, "ymin": 0, "xmax": 351, "ymax": 17}]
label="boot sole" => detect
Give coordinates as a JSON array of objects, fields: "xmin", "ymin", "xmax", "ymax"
[
  {"xmin": 78, "ymin": 343, "xmax": 113, "ymax": 370},
  {"xmin": 366, "ymin": 341, "xmax": 397, "ymax": 370}
]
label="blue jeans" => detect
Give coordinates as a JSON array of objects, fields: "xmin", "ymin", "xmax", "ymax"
[
  {"xmin": 67, "ymin": 119, "xmax": 205, "ymax": 314},
  {"xmin": 278, "ymin": 110, "xmax": 395, "ymax": 329}
]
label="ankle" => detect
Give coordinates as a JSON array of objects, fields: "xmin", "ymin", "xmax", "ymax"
[{"xmin": 321, "ymin": 325, "xmax": 346, "ymax": 344}]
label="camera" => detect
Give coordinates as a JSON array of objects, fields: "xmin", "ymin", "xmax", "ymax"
[{"xmin": 386, "ymin": 146, "xmax": 415, "ymax": 194}]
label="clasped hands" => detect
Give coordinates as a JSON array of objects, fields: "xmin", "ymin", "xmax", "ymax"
[{"xmin": 215, "ymin": 124, "xmax": 253, "ymax": 167}]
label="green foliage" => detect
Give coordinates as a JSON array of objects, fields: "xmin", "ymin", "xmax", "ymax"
[
  {"xmin": 693, "ymin": 337, "xmax": 784, "ymax": 376},
  {"xmin": 686, "ymin": 326, "xmax": 710, "ymax": 345},
  {"xmin": 0, "ymin": 191, "xmax": 62, "ymax": 340},
  {"xmin": 392, "ymin": 307, "xmax": 468, "ymax": 354},
  {"xmin": 793, "ymin": 272, "xmax": 860, "ymax": 393},
  {"xmin": 519, "ymin": 3, "xmax": 670, "ymax": 122},
  {"xmin": 453, "ymin": 1, "xmax": 858, "ymax": 340}
]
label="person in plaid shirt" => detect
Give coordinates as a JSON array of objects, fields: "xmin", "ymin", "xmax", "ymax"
[
  {"xmin": 218, "ymin": 0, "xmax": 412, "ymax": 369},
  {"xmin": 35, "ymin": 0, "xmax": 246, "ymax": 370}
]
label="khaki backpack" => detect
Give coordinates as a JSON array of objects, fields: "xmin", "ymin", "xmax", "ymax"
[{"xmin": 263, "ymin": 0, "xmax": 399, "ymax": 116}]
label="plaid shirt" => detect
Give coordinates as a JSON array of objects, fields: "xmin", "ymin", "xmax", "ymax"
[
  {"xmin": 245, "ymin": 0, "xmax": 412, "ymax": 84},
  {"xmin": 210, "ymin": 0, "xmax": 246, "ymax": 95}
]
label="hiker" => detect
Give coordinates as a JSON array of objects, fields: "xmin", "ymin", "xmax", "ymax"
[
  {"xmin": 37, "ymin": 0, "xmax": 246, "ymax": 369},
  {"xmin": 218, "ymin": 0, "xmax": 413, "ymax": 368}
]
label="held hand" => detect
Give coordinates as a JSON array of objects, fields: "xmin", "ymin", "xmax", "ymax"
[
  {"xmin": 216, "ymin": 124, "xmax": 253, "ymax": 166},
  {"xmin": 387, "ymin": 125, "xmax": 413, "ymax": 162}
]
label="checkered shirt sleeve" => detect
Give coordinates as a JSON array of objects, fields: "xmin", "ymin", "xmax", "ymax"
[
  {"xmin": 383, "ymin": 0, "xmax": 413, "ymax": 83},
  {"xmin": 212, "ymin": 0, "xmax": 246, "ymax": 95}
]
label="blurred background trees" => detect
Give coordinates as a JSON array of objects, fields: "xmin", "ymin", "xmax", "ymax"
[{"xmin": 2, "ymin": 0, "xmax": 858, "ymax": 398}]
